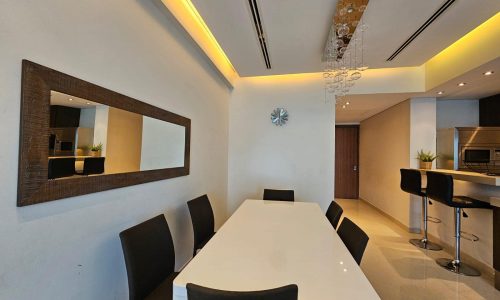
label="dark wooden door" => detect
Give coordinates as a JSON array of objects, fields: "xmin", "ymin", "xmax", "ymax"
[{"xmin": 335, "ymin": 126, "xmax": 359, "ymax": 199}]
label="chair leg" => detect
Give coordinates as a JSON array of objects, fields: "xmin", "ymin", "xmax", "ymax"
[
  {"xmin": 436, "ymin": 207, "xmax": 481, "ymax": 276},
  {"xmin": 410, "ymin": 196, "xmax": 442, "ymax": 250}
]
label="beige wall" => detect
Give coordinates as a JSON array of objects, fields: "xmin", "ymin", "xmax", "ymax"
[
  {"xmin": 360, "ymin": 100, "xmax": 411, "ymax": 227},
  {"xmin": 105, "ymin": 107, "xmax": 143, "ymax": 174}
]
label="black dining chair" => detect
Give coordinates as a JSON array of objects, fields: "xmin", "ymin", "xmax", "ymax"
[
  {"xmin": 48, "ymin": 157, "xmax": 76, "ymax": 179},
  {"xmin": 186, "ymin": 283, "xmax": 298, "ymax": 300},
  {"xmin": 187, "ymin": 195, "xmax": 215, "ymax": 257},
  {"xmin": 263, "ymin": 189, "xmax": 294, "ymax": 202},
  {"xmin": 337, "ymin": 217, "xmax": 369, "ymax": 265},
  {"xmin": 119, "ymin": 215, "xmax": 178, "ymax": 300},
  {"xmin": 326, "ymin": 201, "xmax": 343, "ymax": 229},
  {"xmin": 82, "ymin": 157, "xmax": 105, "ymax": 175}
]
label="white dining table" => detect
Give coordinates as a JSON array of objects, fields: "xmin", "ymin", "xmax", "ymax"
[{"xmin": 173, "ymin": 199, "xmax": 380, "ymax": 299}]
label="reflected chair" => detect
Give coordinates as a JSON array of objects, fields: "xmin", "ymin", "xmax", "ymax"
[
  {"xmin": 337, "ymin": 218, "xmax": 369, "ymax": 265},
  {"xmin": 186, "ymin": 283, "xmax": 298, "ymax": 300},
  {"xmin": 119, "ymin": 215, "xmax": 178, "ymax": 300},
  {"xmin": 263, "ymin": 189, "xmax": 294, "ymax": 202},
  {"xmin": 82, "ymin": 157, "xmax": 105, "ymax": 175},
  {"xmin": 187, "ymin": 195, "xmax": 215, "ymax": 257},
  {"xmin": 400, "ymin": 168, "xmax": 442, "ymax": 250},
  {"xmin": 48, "ymin": 157, "xmax": 76, "ymax": 179},
  {"xmin": 426, "ymin": 171, "xmax": 492, "ymax": 276},
  {"xmin": 326, "ymin": 201, "xmax": 343, "ymax": 229}
]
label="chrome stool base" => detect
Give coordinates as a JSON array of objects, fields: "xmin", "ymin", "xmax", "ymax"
[
  {"xmin": 436, "ymin": 258, "xmax": 481, "ymax": 276},
  {"xmin": 409, "ymin": 238, "xmax": 443, "ymax": 251}
]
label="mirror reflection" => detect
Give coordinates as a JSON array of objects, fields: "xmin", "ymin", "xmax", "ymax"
[{"xmin": 48, "ymin": 91, "xmax": 185, "ymax": 179}]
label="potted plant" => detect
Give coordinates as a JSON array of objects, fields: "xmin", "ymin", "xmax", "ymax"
[
  {"xmin": 417, "ymin": 149, "xmax": 437, "ymax": 170},
  {"xmin": 90, "ymin": 143, "xmax": 103, "ymax": 157}
]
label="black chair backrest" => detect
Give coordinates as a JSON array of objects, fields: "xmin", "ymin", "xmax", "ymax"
[
  {"xmin": 83, "ymin": 157, "xmax": 105, "ymax": 175},
  {"xmin": 337, "ymin": 218, "xmax": 369, "ymax": 265},
  {"xmin": 48, "ymin": 157, "xmax": 76, "ymax": 179},
  {"xmin": 263, "ymin": 189, "xmax": 294, "ymax": 202},
  {"xmin": 326, "ymin": 201, "xmax": 343, "ymax": 229},
  {"xmin": 187, "ymin": 195, "xmax": 215, "ymax": 253},
  {"xmin": 425, "ymin": 171, "xmax": 453, "ymax": 206},
  {"xmin": 119, "ymin": 215, "xmax": 176, "ymax": 300},
  {"xmin": 186, "ymin": 283, "xmax": 298, "ymax": 300},
  {"xmin": 400, "ymin": 168, "xmax": 424, "ymax": 196}
]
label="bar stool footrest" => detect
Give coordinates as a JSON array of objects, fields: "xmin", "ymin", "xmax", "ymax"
[
  {"xmin": 409, "ymin": 238, "xmax": 443, "ymax": 251},
  {"xmin": 459, "ymin": 231, "xmax": 479, "ymax": 242},
  {"xmin": 436, "ymin": 258, "xmax": 481, "ymax": 276},
  {"xmin": 427, "ymin": 216, "xmax": 441, "ymax": 223}
]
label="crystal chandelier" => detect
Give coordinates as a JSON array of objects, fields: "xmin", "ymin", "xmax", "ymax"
[{"xmin": 323, "ymin": 2, "xmax": 368, "ymax": 109}]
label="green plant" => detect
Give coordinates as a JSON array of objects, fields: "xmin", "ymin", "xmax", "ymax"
[
  {"xmin": 417, "ymin": 149, "xmax": 437, "ymax": 162},
  {"xmin": 90, "ymin": 143, "xmax": 103, "ymax": 152}
]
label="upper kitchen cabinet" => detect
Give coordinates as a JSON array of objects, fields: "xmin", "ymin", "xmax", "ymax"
[
  {"xmin": 480, "ymin": 94, "xmax": 500, "ymax": 127},
  {"xmin": 50, "ymin": 105, "xmax": 81, "ymax": 128}
]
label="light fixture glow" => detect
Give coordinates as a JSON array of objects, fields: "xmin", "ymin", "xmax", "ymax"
[
  {"xmin": 437, "ymin": 91, "xmax": 444, "ymax": 95},
  {"xmin": 483, "ymin": 70, "xmax": 494, "ymax": 76},
  {"xmin": 346, "ymin": 101, "xmax": 350, "ymax": 105},
  {"xmin": 458, "ymin": 82, "xmax": 466, "ymax": 86},
  {"xmin": 342, "ymin": 105, "xmax": 346, "ymax": 109},
  {"xmin": 86, "ymin": 102, "xmax": 91, "ymax": 105},
  {"xmin": 69, "ymin": 98, "xmax": 73, "ymax": 101}
]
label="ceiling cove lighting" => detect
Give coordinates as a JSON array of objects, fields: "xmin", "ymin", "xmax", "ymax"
[
  {"xmin": 458, "ymin": 82, "xmax": 466, "ymax": 86},
  {"xmin": 483, "ymin": 70, "xmax": 494, "ymax": 76},
  {"xmin": 324, "ymin": 0, "xmax": 369, "ymax": 110},
  {"xmin": 159, "ymin": 0, "xmax": 238, "ymax": 86}
]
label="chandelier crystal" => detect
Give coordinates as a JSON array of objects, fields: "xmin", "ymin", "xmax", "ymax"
[{"xmin": 323, "ymin": 2, "xmax": 368, "ymax": 109}]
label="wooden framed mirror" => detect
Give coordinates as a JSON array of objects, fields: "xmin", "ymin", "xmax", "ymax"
[{"xmin": 17, "ymin": 60, "xmax": 191, "ymax": 206}]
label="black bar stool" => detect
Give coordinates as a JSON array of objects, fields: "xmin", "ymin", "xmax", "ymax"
[
  {"xmin": 426, "ymin": 171, "xmax": 493, "ymax": 276},
  {"xmin": 400, "ymin": 169, "xmax": 442, "ymax": 250}
]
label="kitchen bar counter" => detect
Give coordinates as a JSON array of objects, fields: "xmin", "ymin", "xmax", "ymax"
[{"xmin": 418, "ymin": 168, "xmax": 500, "ymax": 186}]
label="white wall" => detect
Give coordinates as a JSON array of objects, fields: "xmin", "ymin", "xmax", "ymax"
[
  {"xmin": 0, "ymin": 1, "xmax": 230, "ymax": 299},
  {"xmin": 79, "ymin": 107, "xmax": 96, "ymax": 128},
  {"xmin": 409, "ymin": 98, "xmax": 437, "ymax": 230},
  {"xmin": 93, "ymin": 106, "xmax": 109, "ymax": 156},
  {"xmin": 228, "ymin": 74, "xmax": 335, "ymax": 214},
  {"xmin": 436, "ymin": 99, "xmax": 479, "ymax": 129},
  {"xmin": 140, "ymin": 116, "xmax": 185, "ymax": 170}
]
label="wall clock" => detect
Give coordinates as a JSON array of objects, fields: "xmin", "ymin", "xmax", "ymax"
[{"xmin": 271, "ymin": 108, "xmax": 288, "ymax": 126}]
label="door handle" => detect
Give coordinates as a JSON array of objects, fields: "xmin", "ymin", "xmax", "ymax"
[{"xmin": 353, "ymin": 165, "xmax": 357, "ymax": 171}]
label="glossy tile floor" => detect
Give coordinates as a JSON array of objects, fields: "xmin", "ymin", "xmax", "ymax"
[{"xmin": 336, "ymin": 199, "xmax": 500, "ymax": 300}]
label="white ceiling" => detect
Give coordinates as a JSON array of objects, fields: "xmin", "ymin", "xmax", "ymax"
[
  {"xmin": 192, "ymin": 0, "xmax": 500, "ymax": 76},
  {"xmin": 337, "ymin": 57, "xmax": 500, "ymax": 123},
  {"xmin": 50, "ymin": 91, "xmax": 101, "ymax": 108}
]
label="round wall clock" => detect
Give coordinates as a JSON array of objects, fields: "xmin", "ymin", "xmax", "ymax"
[{"xmin": 271, "ymin": 108, "xmax": 289, "ymax": 126}]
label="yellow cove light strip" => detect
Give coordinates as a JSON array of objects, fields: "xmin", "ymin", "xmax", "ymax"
[{"xmin": 160, "ymin": 0, "xmax": 239, "ymax": 86}]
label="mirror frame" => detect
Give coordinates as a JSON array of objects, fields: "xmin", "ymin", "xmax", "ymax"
[{"xmin": 17, "ymin": 60, "xmax": 191, "ymax": 206}]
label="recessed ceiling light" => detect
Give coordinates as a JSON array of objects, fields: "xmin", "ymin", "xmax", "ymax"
[
  {"xmin": 437, "ymin": 91, "xmax": 444, "ymax": 95},
  {"xmin": 346, "ymin": 101, "xmax": 350, "ymax": 105},
  {"xmin": 68, "ymin": 98, "xmax": 73, "ymax": 101},
  {"xmin": 86, "ymin": 102, "xmax": 91, "ymax": 105},
  {"xmin": 483, "ymin": 70, "xmax": 494, "ymax": 76},
  {"xmin": 342, "ymin": 105, "xmax": 346, "ymax": 109},
  {"xmin": 458, "ymin": 82, "xmax": 466, "ymax": 87}
]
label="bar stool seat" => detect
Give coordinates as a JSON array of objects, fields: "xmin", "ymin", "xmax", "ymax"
[
  {"xmin": 400, "ymin": 169, "xmax": 442, "ymax": 251},
  {"xmin": 451, "ymin": 196, "xmax": 492, "ymax": 208},
  {"xmin": 427, "ymin": 171, "xmax": 493, "ymax": 276}
]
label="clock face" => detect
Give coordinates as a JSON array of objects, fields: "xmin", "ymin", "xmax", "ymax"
[{"xmin": 271, "ymin": 108, "xmax": 288, "ymax": 126}]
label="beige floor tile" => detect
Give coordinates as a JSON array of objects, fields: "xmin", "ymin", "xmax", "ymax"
[{"xmin": 336, "ymin": 199, "xmax": 500, "ymax": 300}]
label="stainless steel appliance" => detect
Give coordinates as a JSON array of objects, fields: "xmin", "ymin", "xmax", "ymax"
[{"xmin": 437, "ymin": 127, "xmax": 500, "ymax": 175}]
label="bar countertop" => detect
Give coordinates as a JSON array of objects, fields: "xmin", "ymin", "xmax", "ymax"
[{"xmin": 418, "ymin": 168, "xmax": 500, "ymax": 187}]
